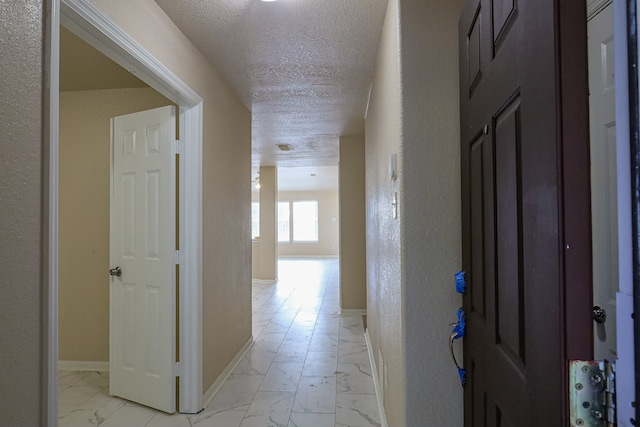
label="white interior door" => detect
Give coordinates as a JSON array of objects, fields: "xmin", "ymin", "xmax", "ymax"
[
  {"xmin": 110, "ymin": 105, "xmax": 177, "ymax": 413},
  {"xmin": 588, "ymin": 3, "xmax": 618, "ymax": 360}
]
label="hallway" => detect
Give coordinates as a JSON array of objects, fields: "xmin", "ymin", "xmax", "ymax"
[{"xmin": 58, "ymin": 258, "xmax": 380, "ymax": 427}]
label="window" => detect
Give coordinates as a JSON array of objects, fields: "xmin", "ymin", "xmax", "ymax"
[
  {"xmin": 278, "ymin": 200, "xmax": 319, "ymax": 243},
  {"xmin": 278, "ymin": 201, "xmax": 290, "ymax": 242},
  {"xmin": 251, "ymin": 202, "xmax": 260, "ymax": 239},
  {"xmin": 293, "ymin": 201, "xmax": 318, "ymax": 242}
]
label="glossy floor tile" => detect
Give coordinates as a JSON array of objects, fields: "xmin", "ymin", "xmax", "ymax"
[{"xmin": 58, "ymin": 258, "xmax": 380, "ymax": 427}]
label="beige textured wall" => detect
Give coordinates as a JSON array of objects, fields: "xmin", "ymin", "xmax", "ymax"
[
  {"xmin": 399, "ymin": 1, "xmax": 463, "ymax": 424},
  {"xmin": 251, "ymin": 194, "xmax": 260, "ymax": 278},
  {"xmin": 90, "ymin": 0, "xmax": 252, "ymax": 393},
  {"xmin": 258, "ymin": 167, "xmax": 278, "ymax": 279},
  {"xmin": 277, "ymin": 190, "xmax": 339, "ymax": 257},
  {"xmin": 339, "ymin": 136, "xmax": 367, "ymax": 310},
  {"xmin": 58, "ymin": 88, "xmax": 173, "ymax": 362},
  {"xmin": 366, "ymin": 0, "xmax": 464, "ymax": 425},
  {"xmin": 251, "ymin": 240, "xmax": 261, "ymax": 278},
  {"xmin": 0, "ymin": 1, "xmax": 46, "ymax": 424},
  {"xmin": 365, "ymin": 0, "xmax": 406, "ymax": 423}
]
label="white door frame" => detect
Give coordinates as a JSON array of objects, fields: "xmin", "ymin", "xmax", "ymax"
[
  {"xmin": 614, "ymin": 0, "xmax": 635, "ymax": 424},
  {"xmin": 46, "ymin": 0, "xmax": 203, "ymax": 423}
]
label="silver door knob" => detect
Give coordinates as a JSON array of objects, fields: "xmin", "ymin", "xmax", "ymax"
[
  {"xmin": 593, "ymin": 306, "xmax": 607, "ymax": 324},
  {"xmin": 109, "ymin": 267, "xmax": 122, "ymax": 277}
]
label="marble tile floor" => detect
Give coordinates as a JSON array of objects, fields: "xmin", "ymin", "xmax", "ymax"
[{"xmin": 58, "ymin": 258, "xmax": 381, "ymax": 427}]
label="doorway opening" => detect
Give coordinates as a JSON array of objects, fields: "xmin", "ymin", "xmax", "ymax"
[
  {"xmin": 586, "ymin": 1, "xmax": 636, "ymax": 422},
  {"xmin": 48, "ymin": 0, "xmax": 204, "ymax": 423},
  {"xmin": 588, "ymin": 0, "xmax": 618, "ymax": 362},
  {"xmin": 58, "ymin": 26, "xmax": 179, "ymax": 415}
]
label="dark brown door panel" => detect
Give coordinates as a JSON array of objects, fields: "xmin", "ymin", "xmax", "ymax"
[{"xmin": 459, "ymin": 0, "xmax": 592, "ymax": 425}]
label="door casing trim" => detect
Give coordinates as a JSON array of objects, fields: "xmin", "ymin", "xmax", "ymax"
[
  {"xmin": 47, "ymin": 0, "xmax": 204, "ymax": 422},
  {"xmin": 588, "ymin": 0, "xmax": 613, "ymax": 20}
]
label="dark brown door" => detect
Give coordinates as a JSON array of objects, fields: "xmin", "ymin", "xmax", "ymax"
[{"xmin": 459, "ymin": 1, "xmax": 592, "ymax": 426}]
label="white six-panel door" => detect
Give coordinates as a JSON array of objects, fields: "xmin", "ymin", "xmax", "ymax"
[{"xmin": 110, "ymin": 106, "xmax": 176, "ymax": 413}]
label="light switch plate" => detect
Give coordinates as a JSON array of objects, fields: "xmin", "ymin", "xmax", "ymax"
[
  {"xmin": 389, "ymin": 153, "xmax": 397, "ymax": 181},
  {"xmin": 392, "ymin": 192, "xmax": 398, "ymax": 219}
]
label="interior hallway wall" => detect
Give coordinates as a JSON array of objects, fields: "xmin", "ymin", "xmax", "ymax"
[
  {"xmin": 89, "ymin": 0, "xmax": 253, "ymax": 394},
  {"xmin": 399, "ymin": 0, "xmax": 463, "ymax": 424},
  {"xmin": 0, "ymin": 0, "xmax": 46, "ymax": 424},
  {"xmin": 339, "ymin": 135, "xmax": 367, "ymax": 310},
  {"xmin": 365, "ymin": 0, "xmax": 463, "ymax": 425},
  {"xmin": 252, "ymin": 239, "xmax": 261, "ymax": 279},
  {"xmin": 258, "ymin": 166, "xmax": 278, "ymax": 279},
  {"xmin": 58, "ymin": 87, "xmax": 173, "ymax": 362},
  {"xmin": 365, "ymin": 0, "xmax": 405, "ymax": 423}
]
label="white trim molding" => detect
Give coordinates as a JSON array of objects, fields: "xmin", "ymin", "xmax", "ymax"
[
  {"xmin": 45, "ymin": 2, "xmax": 60, "ymax": 426},
  {"xmin": 587, "ymin": 0, "xmax": 612, "ymax": 20},
  {"xmin": 49, "ymin": 0, "xmax": 205, "ymax": 418},
  {"xmin": 613, "ymin": 0, "xmax": 635, "ymax": 422},
  {"xmin": 339, "ymin": 309, "xmax": 367, "ymax": 316},
  {"xmin": 252, "ymin": 279, "xmax": 278, "ymax": 286},
  {"xmin": 202, "ymin": 337, "xmax": 254, "ymax": 408},
  {"xmin": 365, "ymin": 329, "xmax": 389, "ymax": 427},
  {"xmin": 58, "ymin": 361, "xmax": 109, "ymax": 372},
  {"xmin": 278, "ymin": 255, "xmax": 339, "ymax": 259},
  {"xmin": 60, "ymin": 0, "xmax": 200, "ymax": 107},
  {"xmin": 179, "ymin": 102, "xmax": 204, "ymax": 413}
]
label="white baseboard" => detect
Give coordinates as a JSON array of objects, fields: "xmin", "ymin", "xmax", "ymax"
[
  {"xmin": 251, "ymin": 279, "xmax": 278, "ymax": 286},
  {"xmin": 339, "ymin": 309, "xmax": 367, "ymax": 315},
  {"xmin": 58, "ymin": 360, "xmax": 109, "ymax": 372},
  {"xmin": 202, "ymin": 336, "xmax": 253, "ymax": 407},
  {"xmin": 365, "ymin": 329, "xmax": 389, "ymax": 427},
  {"xmin": 277, "ymin": 255, "xmax": 338, "ymax": 259}
]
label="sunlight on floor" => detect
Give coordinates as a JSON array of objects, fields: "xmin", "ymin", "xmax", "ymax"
[{"xmin": 58, "ymin": 257, "xmax": 380, "ymax": 427}]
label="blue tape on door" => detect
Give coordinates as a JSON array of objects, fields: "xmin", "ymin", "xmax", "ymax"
[
  {"xmin": 458, "ymin": 367, "xmax": 467, "ymax": 385},
  {"xmin": 451, "ymin": 308, "xmax": 466, "ymax": 339},
  {"xmin": 449, "ymin": 308, "xmax": 467, "ymax": 386},
  {"xmin": 455, "ymin": 271, "xmax": 467, "ymax": 294}
]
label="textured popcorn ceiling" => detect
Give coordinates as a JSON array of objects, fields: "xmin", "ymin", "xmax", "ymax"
[{"xmin": 154, "ymin": 0, "xmax": 388, "ymax": 168}]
